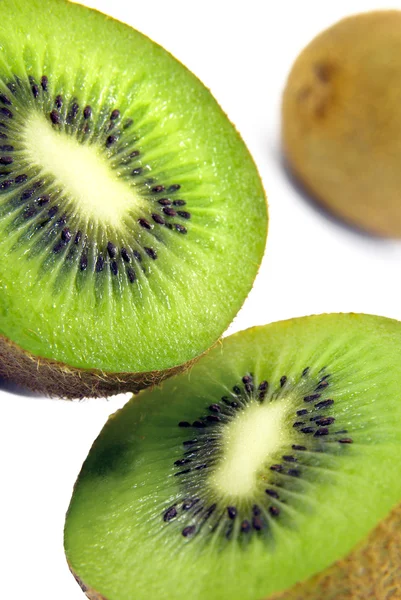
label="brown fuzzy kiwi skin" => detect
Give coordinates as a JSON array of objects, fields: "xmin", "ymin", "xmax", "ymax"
[
  {"xmin": 282, "ymin": 10, "xmax": 401, "ymax": 238},
  {"xmin": 0, "ymin": 334, "xmax": 201, "ymax": 399},
  {"xmin": 67, "ymin": 503, "xmax": 401, "ymax": 600}
]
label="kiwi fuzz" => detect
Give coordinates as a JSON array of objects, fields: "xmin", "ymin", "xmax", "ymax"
[
  {"xmin": 0, "ymin": 334, "xmax": 202, "ymax": 398},
  {"xmin": 67, "ymin": 502, "xmax": 401, "ymax": 600}
]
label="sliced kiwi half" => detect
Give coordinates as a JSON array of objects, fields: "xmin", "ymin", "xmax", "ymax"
[
  {"xmin": 65, "ymin": 313, "xmax": 401, "ymax": 600},
  {"xmin": 0, "ymin": 0, "xmax": 267, "ymax": 397}
]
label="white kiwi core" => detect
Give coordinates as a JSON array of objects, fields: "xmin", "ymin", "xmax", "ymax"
[
  {"xmin": 211, "ymin": 399, "xmax": 292, "ymax": 499},
  {"xmin": 23, "ymin": 112, "xmax": 141, "ymax": 227}
]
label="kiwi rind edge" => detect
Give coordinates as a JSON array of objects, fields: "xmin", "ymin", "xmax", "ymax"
[
  {"xmin": 0, "ymin": 334, "xmax": 202, "ymax": 399},
  {"xmin": 68, "ymin": 502, "xmax": 401, "ymax": 600}
]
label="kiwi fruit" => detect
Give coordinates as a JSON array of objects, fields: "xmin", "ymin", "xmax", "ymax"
[
  {"xmin": 282, "ymin": 10, "xmax": 401, "ymax": 238},
  {"xmin": 64, "ymin": 313, "xmax": 401, "ymax": 600},
  {"xmin": 0, "ymin": 0, "xmax": 267, "ymax": 398}
]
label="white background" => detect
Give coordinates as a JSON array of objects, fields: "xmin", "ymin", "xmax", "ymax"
[{"xmin": 2, "ymin": 1, "xmax": 401, "ymax": 598}]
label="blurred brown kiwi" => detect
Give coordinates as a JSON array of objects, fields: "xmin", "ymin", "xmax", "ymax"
[{"xmin": 282, "ymin": 10, "xmax": 401, "ymax": 238}]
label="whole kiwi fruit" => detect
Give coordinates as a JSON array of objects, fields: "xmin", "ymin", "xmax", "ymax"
[
  {"xmin": 282, "ymin": 10, "xmax": 401, "ymax": 237},
  {"xmin": 0, "ymin": 0, "xmax": 267, "ymax": 398}
]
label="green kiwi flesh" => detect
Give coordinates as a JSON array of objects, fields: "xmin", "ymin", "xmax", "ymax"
[
  {"xmin": 65, "ymin": 313, "xmax": 401, "ymax": 599},
  {"xmin": 0, "ymin": 0, "xmax": 267, "ymax": 397}
]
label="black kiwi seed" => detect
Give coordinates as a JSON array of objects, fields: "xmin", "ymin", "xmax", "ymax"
[
  {"xmin": 315, "ymin": 417, "xmax": 335, "ymax": 426},
  {"xmin": 296, "ymin": 409, "xmax": 308, "ymax": 416},
  {"xmin": 144, "ymin": 247, "xmax": 157, "ymax": 260},
  {"xmin": 304, "ymin": 394, "xmax": 320, "ymax": 402},
  {"xmin": 172, "ymin": 199, "xmax": 186, "ymax": 206},
  {"xmin": 21, "ymin": 188, "xmax": 35, "ymax": 200},
  {"xmin": 0, "ymin": 93, "xmax": 12, "ymax": 105},
  {"xmin": 269, "ymin": 506, "xmax": 280, "ymax": 517},
  {"xmin": 314, "ymin": 428, "xmax": 329, "ymax": 437},
  {"xmin": 178, "ymin": 421, "xmax": 191, "ymax": 428},
  {"xmin": 31, "ymin": 84, "xmax": 39, "ymax": 98},
  {"xmin": 338, "ymin": 438, "xmax": 353, "ymax": 444},
  {"xmin": 280, "ymin": 376, "xmax": 287, "ymax": 387},
  {"xmin": 79, "ymin": 253, "xmax": 88, "ymax": 271},
  {"xmin": 50, "ymin": 109, "xmax": 61, "ymax": 125},
  {"xmin": 152, "ymin": 213, "xmax": 165, "ymax": 225},
  {"xmin": 15, "ymin": 174, "xmax": 27, "ymax": 184},
  {"xmin": 0, "ymin": 179, "xmax": 13, "ymax": 189},
  {"xmin": 83, "ymin": 105, "xmax": 92, "ymax": 119},
  {"xmin": 265, "ymin": 489, "xmax": 279, "ymax": 499},
  {"xmin": 151, "ymin": 185, "xmax": 165, "ymax": 193},
  {"xmin": 138, "ymin": 218, "xmax": 152, "ymax": 230},
  {"xmin": 107, "ymin": 241, "xmax": 117, "ymax": 258},
  {"xmin": 41, "ymin": 75, "xmax": 48, "ymax": 91},
  {"xmin": 174, "ymin": 458, "xmax": 191, "ymax": 467},
  {"xmin": 227, "ymin": 506, "xmax": 237, "ymax": 519},
  {"xmin": 163, "ymin": 507, "xmax": 177, "ymax": 522},
  {"xmin": 95, "ymin": 255, "xmax": 104, "ymax": 272},
  {"xmin": 302, "ymin": 367, "xmax": 310, "ymax": 377},
  {"xmin": 292, "ymin": 444, "xmax": 307, "ymax": 451},
  {"xmin": 127, "ymin": 267, "xmax": 136, "ymax": 283},
  {"xmin": 120, "ymin": 248, "xmax": 130, "ymax": 262},
  {"xmin": 175, "ymin": 469, "xmax": 191, "ymax": 476},
  {"xmin": 163, "ymin": 207, "xmax": 176, "ymax": 217},
  {"xmin": 315, "ymin": 399, "xmax": 334, "ymax": 409},
  {"xmin": 0, "ymin": 107, "xmax": 13, "ymax": 118},
  {"xmin": 182, "ymin": 526, "xmax": 196, "ymax": 537},
  {"xmin": 300, "ymin": 427, "xmax": 315, "ymax": 434},
  {"xmin": 206, "ymin": 415, "xmax": 220, "ymax": 423},
  {"xmin": 106, "ymin": 135, "xmax": 118, "ymax": 148},
  {"xmin": 282, "ymin": 455, "xmax": 296, "ymax": 462},
  {"xmin": 208, "ymin": 404, "xmax": 221, "ymax": 413}
]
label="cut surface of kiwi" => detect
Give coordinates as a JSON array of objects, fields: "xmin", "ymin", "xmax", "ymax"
[
  {"xmin": 282, "ymin": 10, "xmax": 401, "ymax": 238},
  {"xmin": 0, "ymin": 0, "xmax": 267, "ymax": 397},
  {"xmin": 64, "ymin": 313, "xmax": 401, "ymax": 600}
]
